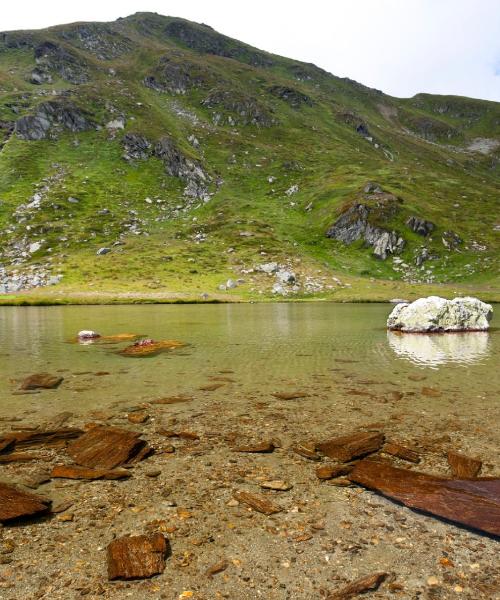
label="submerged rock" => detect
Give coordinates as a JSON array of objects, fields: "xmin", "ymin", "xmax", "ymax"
[
  {"xmin": 77, "ymin": 330, "xmax": 101, "ymax": 340},
  {"xmin": 387, "ymin": 296, "xmax": 493, "ymax": 332}
]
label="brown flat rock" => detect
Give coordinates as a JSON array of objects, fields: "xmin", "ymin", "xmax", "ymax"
[
  {"xmin": 383, "ymin": 441, "xmax": 420, "ymax": 463},
  {"xmin": 107, "ymin": 533, "xmax": 169, "ymax": 580},
  {"xmin": 326, "ymin": 572, "xmax": 388, "ymax": 599},
  {"xmin": 51, "ymin": 465, "xmax": 131, "ymax": 480},
  {"xmin": 233, "ymin": 441, "xmax": 275, "ymax": 453},
  {"xmin": 0, "ymin": 482, "xmax": 51, "ymax": 523},
  {"xmin": 127, "ymin": 412, "xmax": 149, "ymax": 424},
  {"xmin": 316, "ymin": 464, "xmax": 354, "ymax": 480},
  {"xmin": 199, "ymin": 383, "xmax": 225, "ymax": 391},
  {"xmin": 293, "ymin": 441, "xmax": 320, "ymax": 461},
  {"xmin": 19, "ymin": 373, "xmax": 63, "ymax": 390},
  {"xmin": 5, "ymin": 428, "xmax": 83, "ymax": 450},
  {"xmin": 151, "ymin": 395, "xmax": 194, "ymax": 405},
  {"xmin": 0, "ymin": 452, "xmax": 44, "ymax": 463},
  {"xmin": 447, "ymin": 450, "xmax": 482, "ymax": 478},
  {"xmin": 272, "ymin": 391, "xmax": 307, "ymax": 400},
  {"xmin": 233, "ymin": 490, "xmax": 281, "ymax": 515},
  {"xmin": 348, "ymin": 460, "xmax": 500, "ymax": 536},
  {"xmin": 317, "ymin": 431, "xmax": 385, "ymax": 462},
  {"xmin": 67, "ymin": 426, "xmax": 147, "ymax": 469}
]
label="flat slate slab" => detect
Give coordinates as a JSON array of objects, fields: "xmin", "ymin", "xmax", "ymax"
[
  {"xmin": 317, "ymin": 431, "xmax": 385, "ymax": 462},
  {"xmin": 348, "ymin": 460, "xmax": 500, "ymax": 536},
  {"xmin": 107, "ymin": 533, "xmax": 169, "ymax": 580},
  {"xmin": 0, "ymin": 482, "xmax": 51, "ymax": 522},
  {"xmin": 67, "ymin": 426, "xmax": 148, "ymax": 470}
]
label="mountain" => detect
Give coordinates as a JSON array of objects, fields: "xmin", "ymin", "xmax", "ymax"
[{"xmin": 0, "ymin": 12, "xmax": 498, "ymax": 303}]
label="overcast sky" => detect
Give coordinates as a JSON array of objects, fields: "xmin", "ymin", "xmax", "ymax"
[{"xmin": 2, "ymin": 0, "xmax": 499, "ymax": 101}]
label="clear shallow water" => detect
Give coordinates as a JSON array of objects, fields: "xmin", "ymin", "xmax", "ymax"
[{"xmin": 0, "ymin": 303, "xmax": 498, "ymax": 418}]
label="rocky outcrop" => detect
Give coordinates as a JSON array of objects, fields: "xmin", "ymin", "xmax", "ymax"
[
  {"xmin": 154, "ymin": 136, "xmax": 210, "ymax": 200},
  {"xmin": 144, "ymin": 54, "xmax": 216, "ymax": 95},
  {"xmin": 407, "ymin": 216, "xmax": 435, "ymax": 236},
  {"xmin": 387, "ymin": 296, "xmax": 493, "ymax": 332},
  {"xmin": 57, "ymin": 23, "xmax": 132, "ymax": 59},
  {"xmin": 15, "ymin": 101, "xmax": 93, "ymax": 140},
  {"xmin": 122, "ymin": 133, "xmax": 152, "ymax": 160},
  {"xmin": 326, "ymin": 189, "xmax": 405, "ymax": 260},
  {"xmin": 164, "ymin": 19, "xmax": 273, "ymax": 67},
  {"xmin": 201, "ymin": 88, "xmax": 275, "ymax": 127},
  {"xmin": 34, "ymin": 41, "xmax": 89, "ymax": 84},
  {"xmin": 267, "ymin": 86, "xmax": 313, "ymax": 108}
]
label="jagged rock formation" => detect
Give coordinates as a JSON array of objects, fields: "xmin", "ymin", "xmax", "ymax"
[
  {"xmin": 268, "ymin": 86, "xmax": 313, "ymax": 108},
  {"xmin": 15, "ymin": 101, "xmax": 93, "ymax": 140},
  {"xmin": 326, "ymin": 188, "xmax": 405, "ymax": 260},
  {"xmin": 201, "ymin": 88, "xmax": 275, "ymax": 127},
  {"xmin": 144, "ymin": 54, "xmax": 217, "ymax": 94},
  {"xmin": 407, "ymin": 216, "xmax": 435, "ymax": 236},
  {"xmin": 33, "ymin": 41, "xmax": 89, "ymax": 84}
]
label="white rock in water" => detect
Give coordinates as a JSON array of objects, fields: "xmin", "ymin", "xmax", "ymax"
[
  {"xmin": 387, "ymin": 296, "xmax": 493, "ymax": 332},
  {"xmin": 78, "ymin": 330, "xmax": 101, "ymax": 339}
]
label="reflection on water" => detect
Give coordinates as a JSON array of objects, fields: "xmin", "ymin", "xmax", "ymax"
[{"xmin": 387, "ymin": 330, "xmax": 491, "ymax": 367}]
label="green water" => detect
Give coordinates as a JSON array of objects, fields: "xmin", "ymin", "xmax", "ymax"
[{"xmin": 0, "ymin": 303, "xmax": 497, "ymax": 419}]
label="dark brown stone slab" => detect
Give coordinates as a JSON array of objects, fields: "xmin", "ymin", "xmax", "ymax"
[
  {"xmin": 383, "ymin": 442, "xmax": 420, "ymax": 463},
  {"xmin": 0, "ymin": 482, "xmax": 51, "ymax": 522},
  {"xmin": 107, "ymin": 533, "xmax": 169, "ymax": 580},
  {"xmin": 293, "ymin": 441, "xmax": 320, "ymax": 461},
  {"xmin": 4, "ymin": 428, "xmax": 83, "ymax": 449},
  {"xmin": 447, "ymin": 451, "xmax": 482, "ymax": 478},
  {"xmin": 0, "ymin": 438, "xmax": 15, "ymax": 453},
  {"xmin": 51, "ymin": 465, "xmax": 131, "ymax": 480},
  {"xmin": 316, "ymin": 464, "xmax": 354, "ymax": 480},
  {"xmin": 326, "ymin": 572, "xmax": 388, "ymax": 599},
  {"xmin": 233, "ymin": 490, "xmax": 281, "ymax": 515},
  {"xmin": 348, "ymin": 460, "xmax": 500, "ymax": 536},
  {"xmin": 67, "ymin": 426, "xmax": 147, "ymax": 469},
  {"xmin": 0, "ymin": 452, "xmax": 44, "ymax": 463},
  {"xmin": 19, "ymin": 373, "xmax": 63, "ymax": 390},
  {"xmin": 317, "ymin": 432, "xmax": 385, "ymax": 462}
]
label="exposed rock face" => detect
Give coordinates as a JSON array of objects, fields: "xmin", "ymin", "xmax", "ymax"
[
  {"xmin": 164, "ymin": 19, "xmax": 273, "ymax": 67},
  {"xmin": 15, "ymin": 101, "xmax": 93, "ymax": 140},
  {"xmin": 201, "ymin": 88, "xmax": 275, "ymax": 127},
  {"xmin": 407, "ymin": 216, "xmax": 435, "ymax": 236},
  {"xmin": 326, "ymin": 192, "xmax": 405, "ymax": 260},
  {"xmin": 144, "ymin": 54, "xmax": 215, "ymax": 94},
  {"xmin": 34, "ymin": 41, "xmax": 89, "ymax": 84},
  {"xmin": 57, "ymin": 23, "xmax": 132, "ymax": 59},
  {"xmin": 154, "ymin": 136, "xmax": 210, "ymax": 199},
  {"xmin": 268, "ymin": 85, "xmax": 313, "ymax": 108},
  {"xmin": 387, "ymin": 296, "xmax": 493, "ymax": 332},
  {"xmin": 122, "ymin": 133, "xmax": 152, "ymax": 160}
]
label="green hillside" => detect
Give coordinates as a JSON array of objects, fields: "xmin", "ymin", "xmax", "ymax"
[{"xmin": 0, "ymin": 12, "xmax": 499, "ymax": 303}]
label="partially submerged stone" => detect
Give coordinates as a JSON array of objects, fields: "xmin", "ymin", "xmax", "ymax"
[
  {"xmin": 119, "ymin": 339, "xmax": 185, "ymax": 357},
  {"xmin": 67, "ymin": 426, "xmax": 149, "ymax": 469},
  {"xmin": 348, "ymin": 460, "xmax": 500, "ymax": 536},
  {"xmin": 0, "ymin": 482, "xmax": 51, "ymax": 522},
  {"xmin": 19, "ymin": 373, "xmax": 63, "ymax": 390},
  {"xmin": 317, "ymin": 431, "xmax": 385, "ymax": 462},
  {"xmin": 387, "ymin": 296, "xmax": 493, "ymax": 332},
  {"xmin": 77, "ymin": 330, "xmax": 101, "ymax": 340},
  {"xmin": 107, "ymin": 533, "xmax": 169, "ymax": 580}
]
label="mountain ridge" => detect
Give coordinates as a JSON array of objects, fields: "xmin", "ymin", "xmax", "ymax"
[{"xmin": 0, "ymin": 12, "xmax": 498, "ymax": 303}]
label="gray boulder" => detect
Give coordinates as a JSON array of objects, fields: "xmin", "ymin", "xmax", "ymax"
[{"xmin": 387, "ymin": 296, "xmax": 493, "ymax": 332}]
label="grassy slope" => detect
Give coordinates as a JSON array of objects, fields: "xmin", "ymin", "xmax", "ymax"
[{"xmin": 0, "ymin": 13, "xmax": 498, "ymax": 305}]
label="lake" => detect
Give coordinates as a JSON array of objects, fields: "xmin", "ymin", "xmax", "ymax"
[{"xmin": 0, "ymin": 303, "xmax": 497, "ymax": 420}]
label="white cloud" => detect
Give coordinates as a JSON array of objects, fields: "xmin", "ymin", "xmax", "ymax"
[{"xmin": 1, "ymin": 0, "xmax": 499, "ymax": 100}]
